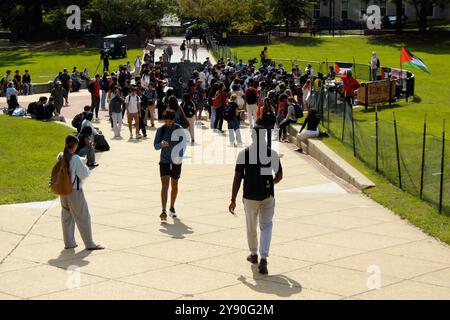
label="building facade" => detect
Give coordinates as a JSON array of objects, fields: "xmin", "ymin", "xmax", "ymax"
[{"xmin": 312, "ymin": 0, "xmax": 450, "ymax": 24}]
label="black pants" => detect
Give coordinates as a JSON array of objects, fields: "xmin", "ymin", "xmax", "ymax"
[
  {"xmin": 91, "ymin": 95, "xmax": 100, "ymax": 118},
  {"xmin": 157, "ymin": 100, "xmax": 165, "ymax": 120},
  {"xmin": 214, "ymin": 106, "xmax": 224, "ymax": 131},
  {"xmin": 139, "ymin": 109, "xmax": 147, "ymax": 137},
  {"xmin": 279, "ymin": 119, "xmax": 296, "ymax": 140}
]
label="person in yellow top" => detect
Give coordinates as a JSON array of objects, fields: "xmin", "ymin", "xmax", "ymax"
[{"xmin": 313, "ymin": 72, "xmax": 324, "ymax": 92}]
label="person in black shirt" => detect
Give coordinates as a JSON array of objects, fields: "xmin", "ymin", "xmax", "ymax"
[
  {"xmin": 297, "ymin": 109, "xmax": 321, "ymax": 153},
  {"xmin": 76, "ymin": 126, "xmax": 99, "ymax": 168},
  {"xmin": 22, "ymin": 70, "xmax": 32, "ymax": 95},
  {"xmin": 229, "ymin": 125, "xmax": 283, "ymax": 275}
]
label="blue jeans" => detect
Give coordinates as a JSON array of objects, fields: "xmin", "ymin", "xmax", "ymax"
[
  {"xmin": 227, "ymin": 118, "xmax": 242, "ymax": 145},
  {"xmin": 101, "ymin": 90, "xmax": 107, "ymax": 110},
  {"xmin": 279, "ymin": 119, "xmax": 296, "ymax": 140},
  {"xmin": 210, "ymin": 107, "xmax": 216, "ymax": 129},
  {"xmin": 213, "ymin": 106, "xmax": 224, "ymax": 131},
  {"xmin": 372, "ymin": 68, "xmax": 378, "ymax": 81}
]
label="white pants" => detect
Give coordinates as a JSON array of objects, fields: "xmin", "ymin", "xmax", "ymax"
[
  {"xmin": 181, "ymin": 50, "xmax": 186, "ymax": 61},
  {"xmin": 60, "ymin": 189, "xmax": 96, "ymax": 249},
  {"xmin": 246, "ymin": 104, "xmax": 258, "ymax": 129},
  {"xmin": 186, "ymin": 116, "xmax": 195, "ymax": 142},
  {"xmin": 111, "ymin": 112, "xmax": 122, "ymax": 137},
  {"xmin": 243, "ymin": 196, "xmax": 275, "ymax": 259},
  {"xmin": 297, "ymin": 129, "xmax": 320, "ymax": 151}
]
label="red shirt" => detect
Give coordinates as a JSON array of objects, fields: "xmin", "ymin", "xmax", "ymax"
[
  {"xmin": 342, "ymin": 74, "xmax": 360, "ymax": 97},
  {"xmin": 278, "ymin": 100, "xmax": 287, "ymax": 118},
  {"xmin": 93, "ymin": 80, "xmax": 100, "ymax": 97}
]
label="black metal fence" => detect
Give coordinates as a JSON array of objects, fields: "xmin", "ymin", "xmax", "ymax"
[{"xmin": 312, "ymin": 87, "xmax": 449, "ymax": 214}]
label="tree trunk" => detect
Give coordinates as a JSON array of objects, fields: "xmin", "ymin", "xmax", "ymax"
[
  {"xmin": 285, "ymin": 16, "xmax": 289, "ymax": 37},
  {"xmin": 395, "ymin": 0, "xmax": 403, "ymax": 32},
  {"xmin": 419, "ymin": 6, "xmax": 428, "ymax": 31}
]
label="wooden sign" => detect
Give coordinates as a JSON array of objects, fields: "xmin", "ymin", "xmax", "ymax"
[{"xmin": 358, "ymin": 80, "xmax": 396, "ymax": 105}]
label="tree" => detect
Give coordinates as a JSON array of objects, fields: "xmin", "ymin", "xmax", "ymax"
[
  {"xmin": 177, "ymin": 0, "xmax": 270, "ymax": 34},
  {"xmin": 267, "ymin": 0, "xmax": 316, "ymax": 37},
  {"xmin": 88, "ymin": 0, "xmax": 176, "ymax": 34},
  {"xmin": 394, "ymin": 0, "xmax": 403, "ymax": 31},
  {"xmin": 406, "ymin": 0, "xmax": 447, "ymax": 31}
]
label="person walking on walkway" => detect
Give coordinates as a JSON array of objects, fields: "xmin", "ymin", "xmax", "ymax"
[
  {"xmin": 51, "ymin": 81, "xmax": 67, "ymax": 114},
  {"xmin": 229, "ymin": 125, "xmax": 283, "ymax": 274},
  {"xmin": 109, "ymin": 87, "xmax": 124, "ymax": 138},
  {"xmin": 192, "ymin": 40, "xmax": 199, "ymax": 62},
  {"xmin": 167, "ymin": 44, "xmax": 173, "ymax": 62},
  {"xmin": 154, "ymin": 110, "xmax": 187, "ymax": 222},
  {"xmin": 125, "ymin": 87, "xmax": 141, "ymax": 139},
  {"xmin": 89, "ymin": 74, "xmax": 101, "ymax": 120},
  {"xmin": 58, "ymin": 135, "xmax": 104, "ymax": 251},
  {"xmin": 225, "ymin": 94, "xmax": 243, "ymax": 147},
  {"xmin": 244, "ymin": 80, "xmax": 259, "ymax": 129},
  {"xmin": 180, "ymin": 40, "xmax": 187, "ymax": 62}
]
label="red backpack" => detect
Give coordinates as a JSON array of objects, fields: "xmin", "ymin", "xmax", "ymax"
[{"xmin": 213, "ymin": 91, "xmax": 223, "ymax": 109}]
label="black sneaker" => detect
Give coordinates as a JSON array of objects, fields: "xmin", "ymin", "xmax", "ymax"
[
  {"xmin": 247, "ymin": 254, "xmax": 258, "ymax": 264},
  {"xmin": 169, "ymin": 207, "xmax": 177, "ymax": 218},
  {"xmin": 160, "ymin": 211, "xmax": 168, "ymax": 222},
  {"xmin": 258, "ymin": 258, "xmax": 268, "ymax": 275}
]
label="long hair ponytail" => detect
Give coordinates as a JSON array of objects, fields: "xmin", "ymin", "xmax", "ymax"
[{"xmin": 63, "ymin": 135, "xmax": 79, "ymax": 169}]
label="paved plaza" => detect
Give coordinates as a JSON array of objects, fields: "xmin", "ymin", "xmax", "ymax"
[{"xmin": 1, "ymin": 38, "xmax": 450, "ymax": 300}]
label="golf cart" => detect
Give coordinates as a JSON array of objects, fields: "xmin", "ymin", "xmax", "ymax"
[{"xmin": 101, "ymin": 34, "xmax": 127, "ymax": 59}]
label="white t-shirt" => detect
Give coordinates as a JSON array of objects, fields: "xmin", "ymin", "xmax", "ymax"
[{"xmin": 125, "ymin": 95, "xmax": 140, "ymax": 113}]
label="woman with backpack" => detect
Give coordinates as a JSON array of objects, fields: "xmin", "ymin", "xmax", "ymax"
[
  {"xmin": 257, "ymin": 98, "xmax": 277, "ymax": 148},
  {"xmin": 56, "ymin": 135, "xmax": 104, "ymax": 251},
  {"xmin": 224, "ymin": 94, "xmax": 242, "ymax": 147},
  {"xmin": 181, "ymin": 93, "xmax": 196, "ymax": 144}
]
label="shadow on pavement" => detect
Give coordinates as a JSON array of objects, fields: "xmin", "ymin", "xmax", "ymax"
[
  {"xmin": 48, "ymin": 248, "xmax": 93, "ymax": 269},
  {"xmin": 237, "ymin": 266, "xmax": 302, "ymax": 298},
  {"xmin": 159, "ymin": 218, "xmax": 194, "ymax": 239}
]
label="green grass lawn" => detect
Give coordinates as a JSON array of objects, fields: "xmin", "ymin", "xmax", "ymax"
[
  {"xmin": 232, "ymin": 35, "xmax": 450, "ymax": 137},
  {"xmin": 0, "ymin": 47, "xmax": 142, "ymax": 83},
  {"xmin": 0, "ymin": 115, "xmax": 75, "ymax": 205}
]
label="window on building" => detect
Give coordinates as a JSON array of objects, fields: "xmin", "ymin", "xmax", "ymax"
[
  {"xmin": 360, "ymin": 0, "xmax": 366, "ymax": 18},
  {"xmin": 314, "ymin": 2, "xmax": 320, "ymax": 18},
  {"xmin": 426, "ymin": 1, "xmax": 435, "ymax": 17},
  {"xmin": 342, "ymin": 0, "xmax": 349, "ymax": 20}
]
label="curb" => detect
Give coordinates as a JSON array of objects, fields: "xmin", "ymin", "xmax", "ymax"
[{"xmin": 287, "ymin": 123, "xmax": 375, "ymax": 191}]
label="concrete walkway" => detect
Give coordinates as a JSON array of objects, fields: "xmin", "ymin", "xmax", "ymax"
[{"xmin": 1, "ymin": 38, "xmax": 450, "ymax": 300}]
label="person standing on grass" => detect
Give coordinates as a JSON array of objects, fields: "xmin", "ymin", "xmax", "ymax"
[
  {"xmin": 57, "ymin": 135, "xmax": 104, "ymax": 251},
  {"xmin": 109, "ymin": 87, "xmax": 125, "ymax": 138},
  {"xmin": 192, "ymin": 40, "xmax": 198, "ymax": 62},
  {"xmin": 154, "ymin": 110, "xmax": 187, "ymax": 222},
  {"xmin": 51, "ymin": 81, "xmax": 67, "ymax": 114},
  {"xmin": 125, "ymin": 87, "xmax": 142, "ymax": 139},
  {"xmin": 89, "ymin": 74, "xmax": 101, "ymax": 121},
  {"xmin": 229, "ymin": 125, "xmax": 283, "ymax": 275},
  {"xmin": 102, "ymin": 51, "xmax": 110, "ymax": 72}
]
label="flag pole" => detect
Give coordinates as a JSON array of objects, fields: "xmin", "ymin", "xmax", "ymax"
[{"xmin": 400, "ymin": 46, "xmax": 403, "ymax": 100}]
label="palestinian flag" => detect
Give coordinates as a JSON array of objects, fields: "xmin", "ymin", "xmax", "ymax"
[
  {"xmin": 401, "ymin": 47, "xmax": 430, "ymax": 73},
  {"xmin": 334, "ymin": 62, "xmax": 353, "ymax": 75}
]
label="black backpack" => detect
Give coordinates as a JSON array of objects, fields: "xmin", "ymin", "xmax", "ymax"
[
  {"xmin": 245, "ymin": 88, "xmax": 258, "ymax": 105},
  {"xmin": 261, "ymin": 108, "xmax": 276, "ymax": 128},
  {"xmin": 293, "ymin": 103, "xmax": 303, "ymax": 119},
  {"xmin": 71, "ymin": 112, "xmax": 85, "ymax": 132},
  {"xmin": 87, "ymin": 81, "xmax": 95, "ymax": 93},
  {"xmin": 182, "ymin": 101, "xmax": 195, "ymax": 118},
  {"xmin": 223, "ymin": 103, "xmax": 236, "ymax": 122}
]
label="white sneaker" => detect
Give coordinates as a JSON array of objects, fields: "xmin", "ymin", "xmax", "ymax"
[{"xmin": 169, "ymin": 207, "xmax": 177, "ymax": 218}]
